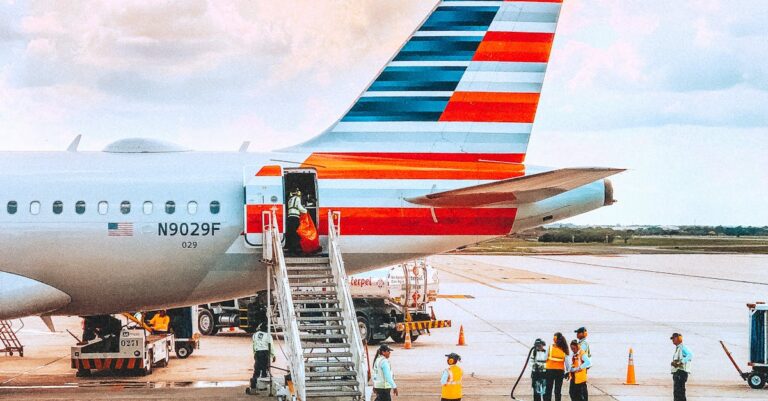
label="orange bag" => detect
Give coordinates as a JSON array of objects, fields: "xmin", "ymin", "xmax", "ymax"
[{"xmin": 297, "ymin": 214, "xmax": 321, "ymax": 254}]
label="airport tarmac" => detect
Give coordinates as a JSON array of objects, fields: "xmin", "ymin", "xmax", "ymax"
[{"xmin": 2, "ymin": 253, "xmax": 767, "ymax": 400}]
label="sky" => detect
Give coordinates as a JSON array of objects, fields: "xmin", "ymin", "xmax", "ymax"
[{"xmin": 0, "ymin": 1, "xmax": 766, "ymax": 226}]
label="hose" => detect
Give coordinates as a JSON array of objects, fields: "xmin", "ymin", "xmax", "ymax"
[{"xmin": 511, "ymin": 346, "xmax": 535, "ymax": 400}]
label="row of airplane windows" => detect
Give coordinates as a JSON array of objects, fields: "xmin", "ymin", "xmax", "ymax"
[{"xmin": 4, "ymin": 200, "xmax": 221, "ymax": 216}]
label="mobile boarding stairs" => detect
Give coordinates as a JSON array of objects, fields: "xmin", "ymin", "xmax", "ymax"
[{"xmin": 260, "ymin": 210, "xmax": 368, "ymax": 400}]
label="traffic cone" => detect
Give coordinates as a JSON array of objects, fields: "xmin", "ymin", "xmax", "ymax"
[
  {"xmin": 404, "ymin": 329, "xmax": 412, "ymax": 349},
  {"xmin": 624, "ymin": 347, "xmax": 638, "ymax": 385},
  {"xmin": 457, "ymin": 325, "xmax": 466, "ymax": 346}
]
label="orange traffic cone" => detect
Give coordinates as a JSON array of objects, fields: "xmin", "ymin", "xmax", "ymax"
[
  {"xmin": 624, "ymin": 347, "xmax": 638, "ymax": 385},
  {"xmin": 404, "ymin": 329, "xmax": 413, "ymax": 349},
  {"xmin": 457, "ymin": 325, "xmax": 466, "ymax": 346}
]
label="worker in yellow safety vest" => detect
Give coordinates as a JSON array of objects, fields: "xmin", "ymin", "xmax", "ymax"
[
  {"xmin": 148, "ymin": 310, "xmax": 170, "ymax": 333},
  {"xmin": 440, "ymin": 352, "xmax": 463, "ymax": 401},
  {"xmin": 568, "ymin": 339, "xmax": 591, "ymax": 401},
  {"xmin": 544, "ymin": 332, "xmax": 569, "ymax": 401}
]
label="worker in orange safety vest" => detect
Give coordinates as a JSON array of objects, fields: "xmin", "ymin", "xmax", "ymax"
[
  {"xmin": 544, "ymin": 332, "xmax": 570, "ymax": 401},
  {"xmin": 440, "ymin": 352, "xmax": 463, "ymax": 401},
  {"xmin": 568, "ymin": 339, "xmax": 592, "ymax": 401}
]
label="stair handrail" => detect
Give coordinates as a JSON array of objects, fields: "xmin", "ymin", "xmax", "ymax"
[
  {"xmin": 327, "ymin": 211, "xmax": 367, "ymax": 396},
  {"xmin": 266, "ymin": 211, "xmax": 306, "ymax": 400}
]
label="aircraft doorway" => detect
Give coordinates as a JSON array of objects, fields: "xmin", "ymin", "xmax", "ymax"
[{"xmin": 283, "ymin": 169, "xmax": 319, "ymax": 227}]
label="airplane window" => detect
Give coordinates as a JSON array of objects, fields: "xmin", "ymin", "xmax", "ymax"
[
  {"xmin": 165, "ymin": 201, "xmax": 175, "ymax": 214},
  {"xmin": 187, "ymin": 201, "xmax": 198, "ymax": 215},
  {"xmin": 120, "ymin": 201, "xmax": 131, "ymax": 214},
  {"xmin": 7, "ymin": 201, "xmax": 17, "ymax": 215},
  {"xmin": 143, "ymin": 201, "xmax": 153, "ymax": 215},
  {"xmin": 98, "ymin": 201, "xmax": 108, "ymax": 215},
  {"xmin": 210, "ymin": 201, "xmax": 220, "ymax": 214},
  {"xmin": 75, "ymin": 201, "xmax": 86, "ymax": 214},
  {"xmin": 30, "ymin": 201, "xmax": 40, "ymax": 215},
  {"xmin": 52, "ymin": 201, "xmax": 63, "ymax": 214}
]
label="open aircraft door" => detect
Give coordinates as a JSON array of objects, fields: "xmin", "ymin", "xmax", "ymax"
[{"xmin": 244, "ymin": 165, "xmax": 284, "ymax": 248}]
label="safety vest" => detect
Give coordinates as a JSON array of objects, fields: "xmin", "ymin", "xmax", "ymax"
[
  {"xmin": 441, "ymin": 364, "xmax": 463, "ymax": 399},
  {"xmin": 373, "ymin": 357, "xmax": 394, "ymax": 389},
  {"xmin": 672, "ymin": 344, "xmax": 692, "ymax": 373},
  {"xmin": 252, "ymin": 332, "xmax": 274, "ymax": 356},
  {"xmin": 149, "ymin": 314, "xmax": 169, "ymax": 332},
  {"xmin": 579, "ymin": 338, "xmax": 591, "ymax": 358},
  {"xmin": 545, "ymin": 345, "xmax": 566, "ymax": 370},
  {"xmin": 287, "ymin": 195, "xmax": 305, "ymax": 217},
  {"xmin": 571, "ymin": 350, "xmax": 588, "ymax": 384}
]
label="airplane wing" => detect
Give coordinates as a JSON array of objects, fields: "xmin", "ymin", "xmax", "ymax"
[{"xmin": 405, "ymin": 168, "xmax": 625, "ymax": 208}]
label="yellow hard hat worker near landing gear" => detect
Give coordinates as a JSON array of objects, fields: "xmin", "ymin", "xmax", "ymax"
[{"xmin": 441, "ymin": 352, "xmax": 463, "ymax": 401}]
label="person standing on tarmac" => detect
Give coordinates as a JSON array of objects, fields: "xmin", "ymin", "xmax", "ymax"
[
  {"xmin": 251, "ymin": 324, "xmax": 275, "ymax": 386},
  {"xmin": 372, "ymin": 344, "xmax": 398, "ymax": 400},
  {"xmin": 440, "ymin": 352, "xmax": 463, "ymax": 401},
  {"xmin": 670, "ymin": 333, "xmax": 693, "ymax": 401},
  {"xmin": 568, "ymin": 339, "xmax": 591, "ymax": 401},
  {"xmin": 284, "ymin": 188, "xmax": 307, "ymax": 256},
  {"xmin": 530, "ymin": 339, "xmax": 548, "ymax": 401},
  {"xmin": 544, "ymin": 332, "xmax": 570, "ymax": 401},
  {"xmin": 575, "ymin": 327, "xmax": 591, "ymax": 359}
]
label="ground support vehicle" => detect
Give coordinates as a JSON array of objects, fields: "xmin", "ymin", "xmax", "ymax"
[
  {"xmin": 71, "ymin": 325, "xmax": 173, "ymax": 377},
  {"xmin": 145, "ymin": 307, "xmax": 200, "ymax": 358},
  {"xmin": 198, "ymin": 295, "xmax": 266, "ymax": 336},
  {"xmin": 721, "ymin": 302, "xmax": 768, "ymax": 389}
]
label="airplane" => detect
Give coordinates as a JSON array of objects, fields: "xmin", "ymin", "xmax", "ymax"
[{"xmin": 0, "ymin": 0, "xmax": 622, "ymax": 321}]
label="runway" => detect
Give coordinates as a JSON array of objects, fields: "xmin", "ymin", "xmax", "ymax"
[{"xmin": 2, "ymin": 254, "xmax": 767, "ymax": 400}]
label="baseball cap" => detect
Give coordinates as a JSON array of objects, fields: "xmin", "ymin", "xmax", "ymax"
[
  {"xmin": 670, "ymin": 332, "xmax": 682, "ymax": 339},
  {"xmin": 445, "ymin": 352, "xmax": 461, "ymax": 361},
  {"xmin": 574, "ymin": 327, "xmax": 587, "ymax": 333},
  {"xmin": 379, "ymin": 344, "xmax": 393, "ymax": 352}
]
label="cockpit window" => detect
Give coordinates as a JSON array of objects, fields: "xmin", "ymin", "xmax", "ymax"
[
  {"xmin": 52, "ymin": 201, "xmax": 63, "ymax": 214},
  {"xmin": 7, "ymin": 201, "xmax": 17, "ymax": 215},
  {"xmin": 210, "ymin": 201, "xmax": 220, "ymax": 214},
  {"xmin": 165, "ymin": 201, "xmax": 175, "ymax": 214}
]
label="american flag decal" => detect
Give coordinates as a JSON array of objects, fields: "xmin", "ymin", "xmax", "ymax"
[{"xmin": 108, "ymin": 222, "xmax": 133, "ymax": 237}]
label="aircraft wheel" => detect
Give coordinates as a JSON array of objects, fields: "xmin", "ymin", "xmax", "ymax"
[{"xmin": 198, "ymin": 309, "xmax": 219, "ymax": 336}]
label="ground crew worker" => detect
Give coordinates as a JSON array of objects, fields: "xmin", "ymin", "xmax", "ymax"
[
  {"xmin": 440, "ymin": 352, "xmax": 463, "ymax": 401},
  {"xmin": 530, "ymin": 339, "xmax": 548, "ymax": 401},
  {"xmin": 372, "ymin": 344, "xmax": 398, "ymax": 400},
  {"xmin": 544, "ymin": 332, "xmax": 569, "ymax": 401},
  {"xmin": 148, "ymin": 310, "xmax": 170, "ymax": 333},
  {"xmin": 284, "ymin": 188, "xmax": 307, "ymax": 256},
  {"xmin": 670, "ymin": 333, "xmax": 693, "ymax": 401},
  {"xmin": 575, "ymin": 327, "xmax": 591, "ymax": 359},
  {"xmin": 251, "ymin": 324, "xmax": 275, "ymax": 387},
  {"xmin": 568, "ymin": 339, "xmax": 591, "ymax": 401}
]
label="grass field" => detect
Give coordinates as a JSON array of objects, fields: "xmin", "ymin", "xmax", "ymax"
[{"xmin": 453, "ymin": 235, "xmax": 768, "ymax": 255}]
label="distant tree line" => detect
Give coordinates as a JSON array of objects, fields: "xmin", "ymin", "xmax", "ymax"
[{"xmin": 534, "ymin": 225, "xmax": 768, "ymax": 243}]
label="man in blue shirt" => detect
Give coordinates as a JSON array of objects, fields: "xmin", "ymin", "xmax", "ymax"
[{"xmin": 670, "ymin": 333, "xmax": 693, "ymax": 401}]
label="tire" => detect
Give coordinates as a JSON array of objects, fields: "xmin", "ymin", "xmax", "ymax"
[
  {"xmin": 140, "ymin": 351, "xmax": 153, "ymax": 376},
  {"xmin": 198, "ymin": 309, "xmax": 219, "ymax": 336},
  {"xmin": 175, "ymin": 344, "xmax": 192, "ymax": 359},
  {"xmin": 76, "ymin": 368, "xmax": 91, "ymax": 377},
  {"xmin": 357, "ymin": 316, "xmax": 381, "ymax": 345},
  {"xmin": 390, "ymin": 329, "xmax": 419, "ymax": 343},
  {"xmin": 748, "ymin": 372, "xmax": 766, "ymax": 389},
  {"xmin": 158, "ymin": 351, "xmax": 169, "ymax": 367}
]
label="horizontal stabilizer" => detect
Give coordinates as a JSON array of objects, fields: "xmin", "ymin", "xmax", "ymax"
[{"xmin": 405, "ymin": 168, "xmax": 625, "ymax": 207}]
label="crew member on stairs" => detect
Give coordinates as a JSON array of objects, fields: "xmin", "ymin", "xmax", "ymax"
[{"xmin": 285, "ymin": 188, "xmax": 307, "ymax": 256}]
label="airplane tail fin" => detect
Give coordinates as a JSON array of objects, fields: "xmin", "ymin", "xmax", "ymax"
[{"xmin": 283, "ymin": 0, "xmax": 564, "ymax": 164}]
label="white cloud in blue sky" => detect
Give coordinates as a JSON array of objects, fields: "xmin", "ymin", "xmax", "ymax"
[{"xmin": 0, "ymin": 1, "xmax": 765, "ymax": 225}]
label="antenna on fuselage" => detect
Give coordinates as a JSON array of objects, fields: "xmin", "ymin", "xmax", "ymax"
[
  {"xmin": 66, "ymin": 135, "xmax": 82, "ymax": 152},
  {"xmin": 239, "ymin": 141, "xmax": 250, "ymax": 152}
]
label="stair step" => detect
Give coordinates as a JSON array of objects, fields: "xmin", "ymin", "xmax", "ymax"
[
  {"xmin": 292, "ymin": 299, "xmax": 339, "ymax": 305},
  {"xmin": 288, "ymin": 274, "xmax": 334, "ymax": 280},
  {"xmin": 295, "ymin": 307, "xmax": 342, "ymax": 313},
  {"xmin": 285, "ymin": 257, "xmax": 330, "ymax": 264},
  {"xmin": 305, "ymin": 390, "xmax": 362, "ymax": 397},
  {"xmin": 297, "ymin": 316, "xmax": 343, "ymax": 322},
  {"xmin": 304, "ymin": 351, "xmax": 353, "ymax": 358},
  {"xmin": 302, "ymin": 342, "xmax": 351, "ymax": 349},
  {"xmin": 300, "ymin": 333, "xmax": 348, "ymax": 340},
  {"xmin": 287, "ymin": 265, "xmax": 331, "ymax": 271},
  {"xmin": 290, "ymin": 282, "xmax": 334, "ymax": 288},
  {"xmin": 305, "ymin": 361, "xmax": 355, "ymax": 368},
  {"xmin": 292, "ymin": 290, "xmax": 338, "ymax": 296},
  {"xmin": 298, "ymin": 324, "xmax": 345, "ymax": 331},
  {"xmin": 304, "ymin": 379, "xmax": 359, "ymax": 388},
  {"xmin": 305, "ymin": 370, "xmax": 358, "ymax": 378}
]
